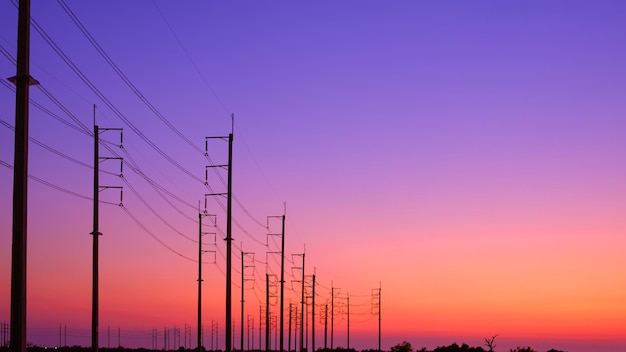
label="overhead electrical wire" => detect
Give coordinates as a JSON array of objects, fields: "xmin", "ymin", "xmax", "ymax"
[
  {"xmin": 56, "ymin": 0, "xmax": 205, "ymax": 156},
  {"xmin": 0, "ymin": 77, "xmax": 89, "ymax": 136},
  {"xmin": 6, "ymin": 1, "xmax": 300, "ymax": 298},
  {"xmin": 22, "ymin": 5, "xmax": 206, "ymax": 187},
  {"xmin": 150, "ymin": 0, "xmax": 231, "ymax": 116},
  {"xmin": 0, "ymin": 160, "xmax": 118, "ymax": 205},
  {"xmin": 149, "ymin": 0, "xmax": 271, "ymax": 230},
  {"xmin": 120, "ymin": 205, "xmax": 197, "ymax": 263},
  {"xmin": 0, "ymin": 118, "xmax": 118, "ymax": 176},
  {"xmin": 56, "ymin": 0, "xmax": 272, "ymax": 245}
]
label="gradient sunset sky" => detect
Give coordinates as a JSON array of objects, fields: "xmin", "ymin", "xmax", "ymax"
[{"xmin": 2, "ymin": 1, "xmax": 626, "ymax": 351}]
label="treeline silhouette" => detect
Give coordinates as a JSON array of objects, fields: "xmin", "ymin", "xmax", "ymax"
[{"xmin": 0, "ymin": 343, "xmax": 568, "ymax": 352}]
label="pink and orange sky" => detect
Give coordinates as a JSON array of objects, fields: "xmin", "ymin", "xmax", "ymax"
[{"xmin": 2, "ymin": 1, "xmax": 626, "ymax": 351}]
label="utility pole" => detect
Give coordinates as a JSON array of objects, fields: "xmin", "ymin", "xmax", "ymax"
[
  {"xmin": 293, "ymin": 307, "xmax": 298, "ymax": 352},
  {"xmin": 373, "ymin": 284, "xmax": 381, "ymax": 352},
  {"xmin": 347, "ymin": 294, "xmax": 350, "ymax": 350},
  {"xmin": 92, "ymin": 122, "xmax": 100, "ymax": 352},
  {"xmin": 288, "ymin": 304, "xmax": 292, "ymax": 352},
  {"xmin": 266, "ymin": 212, "xmax": 286, "ymax": 352},
  {"xmin": 198, "ymin": 212, "xmax": 215, "ymax": 352},
  {"xmin": 265, "ymin": 275, "xmax": 270, "ymax": 352},
  {"xmin": 9, "ymin": 1, "xmax": 37, "ymax": 351},
  {"xmin": 91, "ymin": 114, "xmax": 122, "ymax": 352},
  {"xmin": 330, "ymin": 287, "xmax": 335, "ymax": 350},
  {"xmin": 198, "ymin": 214, "xmax": 202, "ymax": 352},
  {"xmin": 241, "ymin": 248, "xmax": 254, "ymax": 352},
  {"xmin": 226, "ymin": 126, "xmax": 233, "ymax": 352},
  {"xmin": 280, "ymin": 213, "xmax": 285, "ymax": 352},
  {"xmin": 247, "ymin": 315, "xmax": 254, "ymax": 352},
  {"xmin": 311, "ymin": 274, "xmax": 315, "ymax": 352},
  {"xmin": 300, "ymin": 253, "xmax": 305, "ymax": 352},
  {"xmin": 205, "ymin": 120, "xmax": 234, "ymax": 352},
  {"xmin": 241, "ymin": 251, "xmax": 245, "ymax": 352},
  {"xmin": 323, "ymin": 304, "xmax": 328, "ymax": 349}
]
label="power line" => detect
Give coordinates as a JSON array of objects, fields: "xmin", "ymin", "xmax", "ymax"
[
  {"xmin": 119, "ymin": 205, "xmax": 197, "ymax": 263},
  {"xmin": 0, "ymin": 159, "xmax": 116, "ymax": 205},
  {"xmin": 56, "ymin": 0, "xmax": 206, "ymax": 156},
  {"xmin": 150, "ymin": 0, "xmax": 230, "ymax": 115}
]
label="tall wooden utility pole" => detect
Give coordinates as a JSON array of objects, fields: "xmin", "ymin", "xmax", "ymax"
[
  {"xmin": 91, "ymin": 122, "xmax": 100, "ymax": 352},
  {"xmin": 197, "ymin": 213, "xmax": 203, "ymax": 351},
  {"xmin": 299, "ymin": 253, "xmax": 305, "ymax": 352},
  {"xmin": 330, "ymin": 286, "xmax": 334, "ymax": 350},
  {"xmin": 265, "ymin": 275, "xmax": 270, "ymax": 352},
  {"xmin": 347, "ymin": 294, "xmax": 350, "ymax": 350},
  {"xmin": 279, "ymin": 214, "xmax": 285, "ymax": 352},
  {"xmin": 91, "ymin": 117, "xmax": 122, "ymax": 352},
  {"xmin": 268, "ymin": 211, "xmax": 286, "ymax": 352},
  {"xmin": 205, "ymin": 118, "xmax": 234, "ymax": 352},
  {"xmin": 240, "ymin": 249, "xmax": 245, "ymax": 352},
  {"xmin": 10, "ymin": 1, "xmax": 37, "ymax": 352},
  {"xmin": 311, "ymin": 274, "xmax": 315, "ymax": 352},
  {"xmin": 378, "ymin": 284, "xmax": 382, "ymax": 352},
  {"xmin": 225, "ymin": 121, "xmax": 233, "ymax": 352}
]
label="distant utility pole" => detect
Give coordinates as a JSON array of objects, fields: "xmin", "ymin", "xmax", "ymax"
[
  {"xmin": 241, "ymin": 250, "xmax": 254, "ymax": 352},
  {"xmin": 198, "ymin": 212, "xmax": 216, "ymax": 352},
  {"xmin": 247, "ymin": 315, "xmax": 254, "ymax": 352},
  {"xmin": 266, "ymin": 211, "xmax": 286, "ymax": 352},
  {"xmin": 372, "ymin": 284, "xmax": 381, "ymax": 352},
  {"xmin": 347, "ymin": 294, "xmax": 350, "ymax": 350},
  {"xmin": 91, "ymin": 111, "xmax": 122, "ymax": 352},
  {"xmin": 9, "ymin": 1, "xmax": 38, "ymax": 352},
  {"xmin": 330, "ymin": 286, "xmax": 335, "ymax": 350},
  {"xmin": 265, "ymin": 275, "xmax": 270, "ymax": 352},
  {"xmin": 288, "ymin": 304, "xmax": 292, "ymax": 352},
  {"xmin": 293, "ymin": 252, "xmax": 305, "ymax": 352},
  {"xmin": 323, "ymin": 304, "xmax": 328, "ymax": 349},
  {"xmin": 311, "ymin": 274, "xmax": 316, "ymax": 352}
]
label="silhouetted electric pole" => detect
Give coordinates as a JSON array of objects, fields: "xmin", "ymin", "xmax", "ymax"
[
  {"xmin": 298, "ymin": 253, "xmax": 305, "ymax": 352},
  {"xmin": 92, "ymin": 122, "xmax": 100, "ymax": 352},
  {"xmin": 267, "ymin": 212, "xmax": 286, "ymax": 352},
  {"xmin": 266, "ymin": 274, "xmax": 270, "ymax": 352},
  {"xmin": 226, "ymin": 128, "xmax": 233, "ymax": 352},
  {"xmin": 311, "ymin": 274, "xmax": 315, "ymax": 352},
  {"xmin": 330, "ymin": 286, "xmax": 335, "ymax": 350},
  {"xmin": 347, "ymin": 294, "xmax": 350, "ymax": 350},
  {"xmin": 198, "ymin": 214, "xmax": 202, "ymax": 351},
  {"xmin": 198, "ymin": 212, "xmax": 215, "ymax": 351},
  {"xmin": 204, "ymin": 120, "xmax": 234, "ymax": 352},
  {"xmin": 288, "ymin": 304, "xmax": 292, "ymax": 352},
  {"xmin": 9, "ymin": 2, "xmax": 38, "ymax": 352},
  {"xmin": 373, "ymin": 284, "xmax": 381, "ymax": 352},
  {"xmin": 241, "ymin": 250, "xmax": 254, "ymax": 352},
  {"xmin": 91, "ymin": 113, "xmax": 122, "ymax": 352},
  {"xmin": 323, "ymin": 304, "xmax": 328, "ymax": 349}
]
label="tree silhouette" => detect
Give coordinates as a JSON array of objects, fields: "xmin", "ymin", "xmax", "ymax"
[
  {"xmin": 390, "ymin": 341, "xmax": 414, "ymax": 352},
  {"xmin": 484, "ymin": 335, "xmax": 498, "ymax": 352},
  {"xmin": 508, "ymin": 347, "xmax": 536, "ymax": 352}
]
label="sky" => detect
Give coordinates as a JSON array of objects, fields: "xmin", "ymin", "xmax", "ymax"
[{"xmin": 1, "ymin": 1, "xmax": 626, "ymax": 351}]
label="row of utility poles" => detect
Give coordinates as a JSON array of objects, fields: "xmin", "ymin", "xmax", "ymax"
[{"xmin": 7, "ymin": 4, "xmax": 381, "ymax": 351}]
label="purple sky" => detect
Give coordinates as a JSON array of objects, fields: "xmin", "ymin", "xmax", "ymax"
[{"xmin": 2, "ymin": 1, "xmax": 626, "ymax": 351}]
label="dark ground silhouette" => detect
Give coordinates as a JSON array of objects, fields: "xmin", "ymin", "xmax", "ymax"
[{"xmin": 0, "ymin": 343, "xmax": 568, "ymax": 352}]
